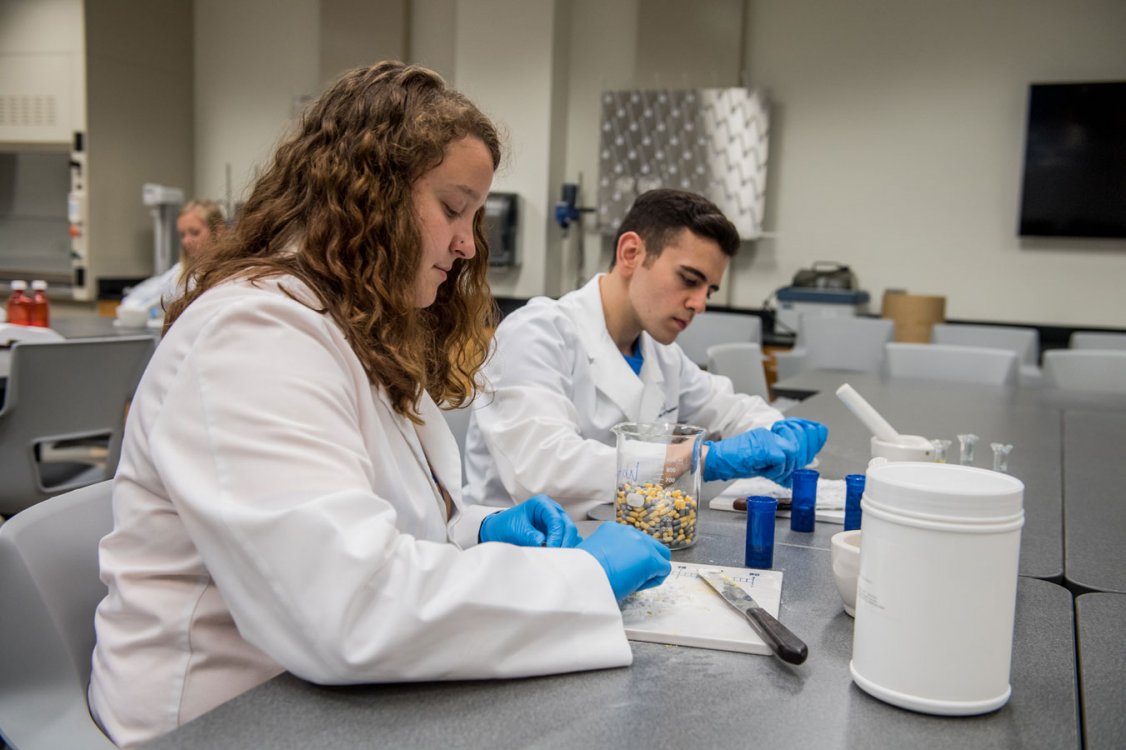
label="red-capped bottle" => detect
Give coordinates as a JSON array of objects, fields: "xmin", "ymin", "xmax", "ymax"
[
  {"xmin": 6, "ymin": 280, "xmax": 32, "ymax": 326},
  {"xmin": 30, "ymin": 279, "xmax": 50, "ymax": 327}
]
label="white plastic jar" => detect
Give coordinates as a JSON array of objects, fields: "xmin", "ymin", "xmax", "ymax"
[{"xmin": 850, "ymin": 461, "xmax": 1024, "ymax": 716}]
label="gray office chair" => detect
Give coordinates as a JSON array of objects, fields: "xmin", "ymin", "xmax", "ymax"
[
  {"xmin": 931, "ymin": 323, "xmax": 1041, "ymax": 385},
  {"xmin": 1042, "ymin": 350, "xmax": 1126, "ymax": 394},
  {"xmin": 1069, "ymin": 331, "xmax": 1126, "ymax": 351},
  {"xmin": 706, "ymin": 342, "xmax": 770, "ymax": 400},
  {"xmin": 774, "ymin": 315, "xmax": 895, "ymax": 380},
  {"xmin": 0, "ymin": 323, "xmax": 65, "ymax": 378},
  {"xmin": 676, "ymin": 310, "xmax": 762, "ymax": 367},
  {"xmin": 884, "ymin": 342, "xmax": 1019, "ymax": 386},
  {"xmin": 0, "ymin": 336, "xmax": 154, "ymax": 517},
  {"xmin": 0, "ymin": 480, "xmax": 118, "ymax": 750}
]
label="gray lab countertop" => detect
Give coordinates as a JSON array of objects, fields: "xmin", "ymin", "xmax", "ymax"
[
  {"xmin": 141, "ymin": 369, "xmax": 1096, "ymax": 749},
  {"xmin": 1063, "ymin": 411, "xmax": 1126, "ymax": 594},
  {"xmin": 772, "ymin": 369, "xmax": 1126, "ymax": 592},
  {"xmin": 772, "ymin": 371, "xmax": 1064, "ymax": 580},
  {"xmin": 52, "ymin": 316, "xmax": 159, "ymax": 339},
  {"xmin": 144, "ymin": 530, "xmax": 1078, "ymax": 750},
  {"xmin": 1075, "ymin": 593, "xmax": 1126, "ymax": 750}
]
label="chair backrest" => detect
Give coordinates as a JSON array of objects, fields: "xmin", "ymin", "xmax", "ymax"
[
  {"xmin": 1042, "ymin": 350, "xmax": 1126, "ymax": 394},
  {"xmin": 1069, "ymin": 331, "xmax": 1126, "ymax": 351},
  {"xmin": 0, "ymin": 324, "xmax": 66, "ymax": 375},
  {"xmin": 706, "ymin": 342, "xmax": 770, "ymax": 400},
  {"xmin": 0, "ymin": 480, "xmax": 117, "ymax": 750},
  {"xmin": 0, "ymin": 336, "xmax": 154, "ymax": 516},
  {"xmin": 676, "ymin": 311, "xmax": 762, "ymax": 367},
  {"xmin": 884, "ymin": 342, "xmax": 1019, "ymax": 386},
  {"xmin": 931, "ymin": 323, "xmax": 1039, "ymax": 367},
  {"xmin": 798, "ymin": 315, "xmax": 895, "ymax": 372}
]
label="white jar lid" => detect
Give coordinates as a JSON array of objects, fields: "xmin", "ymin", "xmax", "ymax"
[{"xmin": 865, "ymin": 461, "xmax": 1024, "ymax": 523}]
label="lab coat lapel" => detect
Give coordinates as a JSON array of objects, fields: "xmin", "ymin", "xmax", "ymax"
[
  {"xmin": 568, "ymin": 277, "xmax": 644, "ymax": 419},
  {"xmin": 377, "ymin": 387, "xmax": 457, "ymax": 519},
  {"xmin": 414, "ymin": 394, "xmax": 463, "ymax": 509}
]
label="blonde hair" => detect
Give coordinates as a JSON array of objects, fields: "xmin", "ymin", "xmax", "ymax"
[
  {"xmin": 165, "ymin": 61, "xmax": 501, "ymax": 421},
  {"xmin": 179, "ymin": 199, "xmax": 226, "ymax": 236}
]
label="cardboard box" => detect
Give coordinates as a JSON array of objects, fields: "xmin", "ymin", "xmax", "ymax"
[{"xmin": 881, "ymin": 292, "xmax": 946, "ymax": 343}]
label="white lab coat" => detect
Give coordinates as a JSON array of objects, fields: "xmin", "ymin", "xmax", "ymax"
[
  {"xmin": 89, "ymin": 275, "xmax": 629, "ymax": 749},
  {"xmin": 118, "ymin": 262, "xmax": 184, "ymax": 312},
  {"xmin": 464, "ymin": 274, "xmax": 784, "ymax": 519}
]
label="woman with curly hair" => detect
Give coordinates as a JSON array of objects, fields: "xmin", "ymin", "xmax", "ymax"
[{"xmin": 89, "ymin": 61, "xmax": 669, "ymax": 748}]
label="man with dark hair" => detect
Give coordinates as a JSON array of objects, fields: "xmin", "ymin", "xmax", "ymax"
[
  {"xmin": 609, "ymin": 188, "xmax": 741, "ymax": 269},
  {"xmin": 463, "ymin": 189, "xmax": 826, "ymax": 519}
]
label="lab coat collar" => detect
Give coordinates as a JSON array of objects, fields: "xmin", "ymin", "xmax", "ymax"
[{"xmin": 566, "ymin": 276, "xmax": 666, "ymax": 421}]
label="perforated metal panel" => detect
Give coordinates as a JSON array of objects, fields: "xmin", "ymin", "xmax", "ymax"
[{"xmin": 597, "ymin": 88, "xmax": 769, "ymax": 239}]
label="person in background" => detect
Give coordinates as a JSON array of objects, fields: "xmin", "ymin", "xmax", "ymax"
[
  {"xmin": 115, "ymin": 199, "xmax": 226, "ymax": 325},
  {"xmin": 89, "ymin": 61, "xmax": 670, "ymax": 749},
  {"xmin": 463, "ymin": 188, "xmax": 829, "ymax": 519}
]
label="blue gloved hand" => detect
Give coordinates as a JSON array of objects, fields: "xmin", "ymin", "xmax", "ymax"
[
  {"xmin": 577, "ymin": 523, "xmax": 672, "ymax": 601},
  {"xmin": 770, "ymin": 418, "xmax": 829, "ymax": 470},
  {"xmin": 478, "ymin": 494, "xmax": 582, "ymax": 548},
  {"xmin": 702, "ymin": 427, "xmax": 799, "ymax": 484}
]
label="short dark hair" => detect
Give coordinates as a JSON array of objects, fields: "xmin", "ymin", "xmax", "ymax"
[{"xmin": 610, "ymin": 189, "xmax": 740, "ymax": 269}]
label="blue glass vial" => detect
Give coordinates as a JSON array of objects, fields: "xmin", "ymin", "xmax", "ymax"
[
  {"xmin": 844, "ymin": 474, "xmax": 866, "ymax": 531},
  {"xmin": 790, "ymin": 469, "xmax": 819, "ymax": 532},
  {"xmin": 745, "ymin": 495, "xmax": 778, "ymax": 569}
]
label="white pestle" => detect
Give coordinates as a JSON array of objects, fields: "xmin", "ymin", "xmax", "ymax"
[{"xmin": 836, "ymin": 384, "xmax": 902, "ymax": 443}]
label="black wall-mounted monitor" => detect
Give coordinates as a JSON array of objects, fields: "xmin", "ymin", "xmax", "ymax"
[{"xmin": 1017, "ymin": 81, "xmax": 1126, "ymax": 239}]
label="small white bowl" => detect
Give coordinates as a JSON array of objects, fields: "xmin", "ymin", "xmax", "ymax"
[
  {"xmin": 870, "ymin": 435, "xmax": 935, "ymax": 462},
  {"xmin": 830, "ymin": 529, "xmax": 862, "ymax": 617}
]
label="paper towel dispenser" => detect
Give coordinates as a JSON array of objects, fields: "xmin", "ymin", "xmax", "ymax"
[{"xmin": 485, "ymin": 192, "xmax": 519, "ymax": 267}]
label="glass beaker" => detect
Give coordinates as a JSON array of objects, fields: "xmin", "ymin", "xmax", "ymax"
[{"xmin": 611, "ymin": 422, "xmax": 705, "ymax": 550}]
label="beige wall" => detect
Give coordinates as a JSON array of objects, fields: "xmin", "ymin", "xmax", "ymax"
[
  {"xmin": 193, "ymin": 0, "xmax": 320, "ymax": 208},
  {"xmin": 453, "ymin": 0, "xmax": 570, "ymax": 298},
  {"xmin": 193, "ymin": 0, "xmax": 1126, "ymax": 327},
  {"xmin": 729, "ymin": 0, "xmax": 1126, "ymax": 327},
  {"xmin": 84, "ymin": 0, "xmax": 193, "ymax": 291}
]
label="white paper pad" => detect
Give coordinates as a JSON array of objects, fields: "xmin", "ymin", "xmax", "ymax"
[
  {"xmin": 621, "ymin": 561, "xmax": 784, "ymax": 655},
  {"xmin": 708, "ymin": 476, "xmax": 847, "ymax": 524}
]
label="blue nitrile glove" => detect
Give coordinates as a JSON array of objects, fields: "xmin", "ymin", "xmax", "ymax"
[
  {"xmin": 703, "ymin": 428, "xmax": 799, "ymax": 484},
  {"xmin": 478, "ymin": 494, "xmax": 582, "ymax": 548},
  {"xmin": 770, "ymin": 418, "xmax": 829, "ymax": 470},
  {"xmin": 577, "ymin": 523, "xmax": 672, "ymax": 601}
]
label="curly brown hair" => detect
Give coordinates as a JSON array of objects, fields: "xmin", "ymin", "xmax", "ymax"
[{"xmin": 166, "ymin": 61, "xmax": 501, "ymax": 421}]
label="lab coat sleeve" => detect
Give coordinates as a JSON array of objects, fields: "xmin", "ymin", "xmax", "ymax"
[
  {"xmin": 147, "ymin": 298, "xmax": 630, "ymax": 685},
  {"xmin": 446, "ymin": 502, "xmax": 498, "ymax": 549},
  {"xmin": 674, "ymin": 349, "xmax": 784, "ymax": 437},
  {"xmin": 119, "ymin": 265, "xmax": 182, "ymax": 311},
  {"xmin": 472, "ymin": 307, "xmax": 618, "ymax": 509}
]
